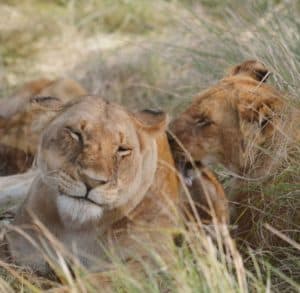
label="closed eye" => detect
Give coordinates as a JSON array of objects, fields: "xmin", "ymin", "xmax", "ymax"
[
  {"xmin": 117, "ymin": 145, "xmax": 132, "ymax": 157},
  {"xmin": 195, "ymin": 117, "xmax": 212, "ymax": 128},
  {"xmin": 65, "ymin": 127, "xmax": 83, "ymax": 145}
]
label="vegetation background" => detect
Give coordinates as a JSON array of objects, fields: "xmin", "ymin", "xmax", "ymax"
[{"xmin": 0, "ymin": 0, "xmax": 299, "ymax": 292}]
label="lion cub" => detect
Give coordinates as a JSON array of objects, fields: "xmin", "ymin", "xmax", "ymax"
[{"xmin": 4, "ymin": 96, "xmax": 179, "ymax": 274}]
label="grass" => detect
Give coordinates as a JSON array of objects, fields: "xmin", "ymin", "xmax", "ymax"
[
  {"xmin": 0, "ymin": 0, "xmax": 299, "ymax": 292},
  {"xmin": 0, "ymin": 220, "xmax": 259, "ymax": 292}
]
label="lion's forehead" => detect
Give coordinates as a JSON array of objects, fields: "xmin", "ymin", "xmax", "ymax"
[
  {"xmin": 188, "ymin": 98, "xmax": 230, "ymax": 123},
  {"xmin": 61, "ymin": 96, "xmax": 126, "ymax": 118},
  {"xmin": 81, "ymin": 123, "xmax": 138, "ymax": 148},
  {"xmin": 55, "ymin": 99, "xmax": 134, "ymax": 131},
  {"xmin": 191, "ymin": 79, "xmax": 282, "ymax": 120}
]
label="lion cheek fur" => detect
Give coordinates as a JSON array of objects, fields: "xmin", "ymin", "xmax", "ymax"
[{"xmin": 57, "ymin": 196, "xmax": 104, "ymax": 224}]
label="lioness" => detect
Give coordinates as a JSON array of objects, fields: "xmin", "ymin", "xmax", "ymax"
[
  {"xmin": 169, "ymin": 60, "xmax": 299, "ymax": 241},
  {"xmin": 168, "ymin": 60, "xmax": 275, "ymax": 225},
  {"xmin": 4, "ymin": 96, "xmax": 179, "ymax": 274},
  {"xmin": 0, "ymin": 78, "xmax": 228, "ymax": 225},
  {"xmin": 169, "ymin": 60, "xmax": 295, "ymax": 178},
  {"xmin": 0, "ymin": 78, "xmax": 87, "ymax": 175}
]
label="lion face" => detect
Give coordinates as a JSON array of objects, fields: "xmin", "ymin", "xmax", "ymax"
[
  {"xmin": 37, "ymin": 96, "xmax": 167, "ymax": 224},
  {"xmin": 170, "ymin": 60, "xmax": 286, "ymax": 176}
]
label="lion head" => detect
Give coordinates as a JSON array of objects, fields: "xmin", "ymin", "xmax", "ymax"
[
  {"xmin": 35, "ymin": 96, "xmax": 169, "ymax": 225},
  {"xmin": 169, "ymin": 60, "xmax": 290, "ymax": 177},
  {"xmin": 0, "ymin": 78, "xmax": 87, "ymax": 174}
]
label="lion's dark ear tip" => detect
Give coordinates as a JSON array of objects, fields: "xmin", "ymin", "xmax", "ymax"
[
  {"xmin": 230, "ymin": 59, "xmax": 271, "ymax": 82},
  {"xmin": 31, "ymin": 96, "xmax": 61, "ymax": 103},
  {"xmin": 132, "ymin": 108, "xmax": 168, "ymax": 134},
  {"xmin": 141, "ymin": 108, "xmax": 165, "ymax": 116},
  {"xmin": 30, "ymin": 95, "xmax": 64, "ymax": 111},
  {"xmin": 140, "ymin": 108, "xmax": 167, "ymax": 124},
  {"xmin": 255, "ymin": 69, "xmax": 271, "ymax": 82}
]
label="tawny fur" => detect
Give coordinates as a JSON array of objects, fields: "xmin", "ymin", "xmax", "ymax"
[
  {"xmin": 169, "ymin": 59, "xmax": 299, "ymax": 243},
  {"xmin": 0, "ymin": 78, "xmax": 87, "ymax": 175},
  {"xmin": 167, "ymin": 132, "xmax": 229, "ymax": 224},
  {"xmin": 181, "ymin": 164, "xmax": 229, "ymax": 225},
  {"xmin": 0, "ymin": 77, "xmax": 228, "ymax": 228},
  {"xmin": 170, "ymin": 60, "xmax": 296, "ymax": 178},
  {"xmin": 228, "ymin": 59, "xmax": 270, "ymax": 82},
  {"xmin": 4, "ymin": 96, "xmax": 179, "ymax": 275}
]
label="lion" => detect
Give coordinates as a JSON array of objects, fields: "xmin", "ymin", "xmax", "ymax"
[
  {"xmin": 0, "ymin": 78, "xmax": 228, "ymax": 225},
  {"xmin": 171, "ymin": 152, "xmax": 229, "ymax": 224},
  {"xmin": 169, "ymin": 60, "xmax": 299, "ymax": 242},
  {"xmin": 0, "ymin": 78, "xmax": 87, "ymax": 175},
  {"xmin": 3, "ymin": 96, "xmax": 179, "ymax": 275},
  {"xmin": 169, "ymin": 60, "xmax": 295, "ymax": 178},
  {"xmin": 188, "ymin": 165, "xmax": 228, "ymax": 224}
]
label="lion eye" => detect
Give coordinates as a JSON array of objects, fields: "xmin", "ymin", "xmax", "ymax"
[
  {"xmin": 65, "ymin": 127, "xmax": 83, "ymax": 144},
  {"xmin": 195, "ymin": 117, "xmax": 212, "ymax": 128},
  {"xmin": 117, "ymin": 145, "xmax": 132, "ymax": 157}
]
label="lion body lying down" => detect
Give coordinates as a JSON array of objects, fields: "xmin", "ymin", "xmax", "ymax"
[
  {"xmin": 0, "ymin": 77, "xmax": 229, "ymax": 224},
  {"xmin": 0, "ymin": 78, "xmax": 87, "ymax": 175},
  {"xmin": 4, "ymin": 96, "xmax": 179, "ymax": 274}
]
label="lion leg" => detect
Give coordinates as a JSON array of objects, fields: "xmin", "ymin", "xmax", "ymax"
[
  {"xmin": 197, "ymin": 167, "xmax": 229, "ymax": 224},
  {"xmin": 182, "ymin": 166, "xmax": 229, "ymax": 225}
]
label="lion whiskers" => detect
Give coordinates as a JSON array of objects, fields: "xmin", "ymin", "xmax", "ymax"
[
  {"xmin": 41, "ymin": 169, "xmax": 87, "ymax": 197},
  {"xmin": 88, "ymin": 187, "xmax": 118, "ymax": 207},
  {"xmin": 57, "ymin": 195, "xmax": 103, "ymax": 224}
]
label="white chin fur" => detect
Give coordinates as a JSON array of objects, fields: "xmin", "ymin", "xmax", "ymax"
[{"xmin": 57, "ymin": 195, "xmax": 103, "ymax": 225}]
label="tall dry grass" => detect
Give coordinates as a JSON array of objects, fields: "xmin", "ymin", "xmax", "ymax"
[{"xmin": 0, "ymin": 0, "xmax": 299, "ymax": 292}]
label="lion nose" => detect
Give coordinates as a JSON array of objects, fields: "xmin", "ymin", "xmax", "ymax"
[{"xmin": 80, "ymin": 170, "xmax": 109, "ymax": 190}]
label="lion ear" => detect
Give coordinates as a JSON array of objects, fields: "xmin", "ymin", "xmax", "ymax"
[
  {"xmin": 237, "ymin": 96, "xmax": 283, "ymax": 130},
  {"xmin": 230, "ymin": 60, "xmax": 270, "ymax": 82},
  {"xmin": 30, "ymin": 96, "xmax": 65, "ymax": 111},
  {"xmin": 131, "ymin": 109, "xmax": 168, "ymax": 135}
]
